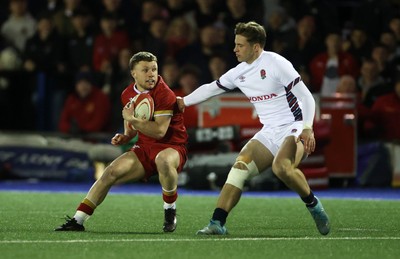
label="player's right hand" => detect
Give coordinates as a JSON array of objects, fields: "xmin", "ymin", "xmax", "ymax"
[
  {"xmin": 111, "ymin": 133, "xmax": 130, "ymax": 146},
  {"xmin": 176, "ymin": 97, "xmax": 185, "ymax": 112}
]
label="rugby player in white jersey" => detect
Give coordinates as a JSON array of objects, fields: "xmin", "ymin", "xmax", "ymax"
[{"xmin": 176, "ymin": 21, "xmax": 330, "ymax": 235}]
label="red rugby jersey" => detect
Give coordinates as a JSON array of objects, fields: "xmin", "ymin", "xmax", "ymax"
[{"xmin": 121, "ymin": 76, "xmax": 188, "ymax": 145}]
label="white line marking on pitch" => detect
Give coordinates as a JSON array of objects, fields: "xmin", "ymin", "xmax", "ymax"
[{"xmin": 1, "ymin": 237, "xmax": 400, "ymax": 244}]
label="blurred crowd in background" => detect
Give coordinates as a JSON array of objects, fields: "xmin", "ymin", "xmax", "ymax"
[{"xmin": 0, "ymin": 0, "xmax": 400, "ymax": 144}]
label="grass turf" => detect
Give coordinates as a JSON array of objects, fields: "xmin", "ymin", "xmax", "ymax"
[{"xmin": 0, "ymin": 191, "xmax": 399, "ymax": 259}]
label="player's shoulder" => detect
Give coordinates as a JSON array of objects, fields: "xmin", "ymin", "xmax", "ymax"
[
  {"xmin": 121, "ymin": 83, "xmax": 135, "ymax": 95},
  {"xmin": 261, "ymin": 51, "xmax": 291, "ymax": 65},
  {"xmin": 150, "ymin": 76, "xmax": 176, "ymax": 103},
  {"xmin": 153, "ymin": 76, "xmax": 174, "ymax": 95}
]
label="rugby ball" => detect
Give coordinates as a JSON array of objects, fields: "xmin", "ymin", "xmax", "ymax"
[{"xmin": 131, "ymin": 93, "xmax": 154, "ymax": 121}]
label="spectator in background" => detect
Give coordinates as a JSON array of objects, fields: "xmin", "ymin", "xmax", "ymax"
[
  {"xmin": 370, "ymin": 43, "xmax": 394, "ymax": 84},
  {"xmin": 142, "ymin": 17, "xmax": 168, "ymax": 66},
  {"xmin": 309, "ymin": 32, "xmax": 359, "ymax": 95},
  {"xmin": 379, "ymin": 31, "xmax": 400, "ymax": 62},
  {"xmin": 208, "ymin": 53, "xmax": 228, "ymax": 81},
  {"xmin": 192, "ymin": 0, "xmax": 224, "ymax": 29},
  {"xmin": 164, "ymin": 16, "xmax": 195, "ymax": 60},
  {"xmin": 173, "ymin": 65, "xmax": 201, "ymax": 129},
  {"xmin": 99, "ymin": 0, "xmax": 129, "ymax": 31},
  {"xmin": 92, "ymin": 12, "xmax": 130, "ymax": 75},
  {"xmin": 335, "ymin": 74, "xmax": 371, "ymax": 141},
  {"xmin": 109, "ymin": 47, "xmax": 133, "ymax": 131},
  {"xmin": 379, "ymin": 31, "xmax": 400, "ymax": 80},
  {"xmin": 23, "ymin": 13, "xmax": 65, "ymax": 75},
  {"xmin": 278, "ymin": 0, "xmax": 339, "ymax": 42},
  {"xmin": 161, "ymin": 58, "xmax": 180, "ymax": 90},
  {"xmin": 284, "ymin": 15, "xmax": 322, "ymax": 72},
  {"xmin": 176, "ymin": 24, "xmax": 228, "ymax": 83},
  {"xmin": 23, "ymin": 13, "xmax": 68, "ymax": 131},
  {"xmin": 66, "ymin": 7, "xmax": 94, "ymax": 74},
  {"xmin": 371, "ymin": 79, "xmax": 400, "ymax": 141},
  {"xmin": 342, "ymin": 27, "xmax": 374, "ymax": 65},
  {"xmin": 336, "ymin": 75, "xmax": 357, "ymax": 94},
  {"xmin": 357, "ymin": 58, "xmax": 392, "ymax": 108},
  {"xmin": 1, "ymin": 0, "xmax": 36, "ymax": 53},
  {"xmin": 0, "ymin": 35, "xmax": 21, "ymax": 71},
  {"xmin": 136, "ymin": 0, "xmax": 166, "ymax": 42},
  {"xmin": 52, "ymin": 0, "xmax": 82, "ymax": 38},
  {"xmin": 264, "ymin": 6, "xmax": 297, "ymax": 55},
  {"xmin": 388, "ymin": 15, "xmax": 400, "ymax": 46},
  {"xmin": 59, "ymin": 72, "xmax": 111, "ymax": 134},
  {"xmin": 222, "ymin": 0, "xmax": 257, "ymax": 46}
]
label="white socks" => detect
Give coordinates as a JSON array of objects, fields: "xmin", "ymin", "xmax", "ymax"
[
  {"xmin": 74, "ymin": 211, "xmax": 90, "ymax": 225},
  {"xmin": 163, "ymin": 202, "xmax": 176, "ymax": 210}
]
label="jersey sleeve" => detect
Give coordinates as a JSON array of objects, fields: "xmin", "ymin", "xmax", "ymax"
[
  {"xmin": 290, "ymin": 81, "xmax": 316, "ymax": 129},
  {"xmin": 183, "ymin": 66, "xmax": 238, "ymax": 106},
  {"xmin": 153, "ymin": 86, "xmax": 175, "ymax": 117},
  {"xmin": 270, "ymin": 56, "xmax": 300, "ymax": 87},
  {"xmin": 217, "ymin": 66, "xmax": 240, "ymax": 90}
]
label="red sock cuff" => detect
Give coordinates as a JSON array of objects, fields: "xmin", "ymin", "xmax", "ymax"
[
  {"xmin": 77, "ymin": 203, "xmax": 95, "ymax": 215},
  {"xmin": 163, "ymin": 192, "xmax": 178, "ymax": 204}
]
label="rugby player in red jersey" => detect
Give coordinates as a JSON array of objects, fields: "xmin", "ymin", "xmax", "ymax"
[{"xmin": 55, "ymin": 52, "xmax": 188, "ymax": 232}]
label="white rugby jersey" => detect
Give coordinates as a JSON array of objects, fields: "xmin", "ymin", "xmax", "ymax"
[{"xmin": 184, "ymin": 51, "xmax": 315, "ymax": 128}]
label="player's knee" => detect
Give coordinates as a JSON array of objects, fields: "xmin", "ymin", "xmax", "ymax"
[
  {"xmin": 225, "ymin": 160, "xmax": 259, "ymax": 190},
  {"xmin": 100, "ymin": 165, "xmax": 119, "ymax": 184},
  {"xmin": 155, "ymin": 153, "xmax": 171, "ymax": 171},
  {"xmin": 272, "ymin": 159, "xmax": 293, "ymax": 180}
]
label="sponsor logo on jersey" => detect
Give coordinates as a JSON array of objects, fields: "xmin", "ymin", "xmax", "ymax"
[
  {"xmin": 239, "ymin": 75, "xmax": 245, "ymax": 82},
  {"xmin": 248, "ymin": 93, "xmax": 278, "ymax": 102},
  {"xmin": 291, "ymin": 128, "xmax": 297, "ymax": 133}
]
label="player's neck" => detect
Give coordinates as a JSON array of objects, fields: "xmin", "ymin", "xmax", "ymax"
[{"xmin": 246, "ymin": 51, "xmax": 262, "ymax": 64}]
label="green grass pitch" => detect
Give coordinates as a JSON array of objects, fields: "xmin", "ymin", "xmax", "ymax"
[{"xmin": 0, "ymin": 191, "xmax": 399, "ymax": 259}]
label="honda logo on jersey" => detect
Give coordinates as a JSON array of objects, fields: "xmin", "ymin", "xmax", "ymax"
[{"xmin": 248, "ymin": 93, "xmax": 278, "ymax": 102}]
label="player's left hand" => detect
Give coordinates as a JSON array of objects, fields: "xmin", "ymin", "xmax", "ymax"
[{"xmin": 296, "ymin": 128, "xmax": 315, "ymax": 154}]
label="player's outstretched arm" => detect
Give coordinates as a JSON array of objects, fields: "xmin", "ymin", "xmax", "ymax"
[{"xmin": 182, "ymin": 81, "xmax": 226, "ymax": 107}]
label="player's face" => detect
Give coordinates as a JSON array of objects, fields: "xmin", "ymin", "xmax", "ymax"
[
  {"xmin": 131, "ymin": 61, "xmax": 158, "ymax": 91},
  {"xmin": 233, "ymin": 35, "xmax": 258, "ymax": 64}
]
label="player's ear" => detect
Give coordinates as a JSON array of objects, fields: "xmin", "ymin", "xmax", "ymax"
[{"xmin": 131, "ymin": 70, "xmax": 135, "ymax": 79}]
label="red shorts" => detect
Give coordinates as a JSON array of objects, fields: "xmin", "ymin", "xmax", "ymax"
[{"xmin": 130, "ymin": 142, "xmax": 188, "ymax": 181}]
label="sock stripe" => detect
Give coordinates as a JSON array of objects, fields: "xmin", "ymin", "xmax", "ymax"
[
  {"xmin": 82, "ymin": 198, "xmax": 96, "ymax": 209},
  {"xmin": 77, "ymin": 203, "xmax": 94, "ymax": 215},
  {"xmin": 162, "ymin": 187, "xmax": 177, "ymax": 194}
]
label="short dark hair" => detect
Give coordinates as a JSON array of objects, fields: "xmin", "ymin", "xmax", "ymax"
[
  {"xmin": 129, "ymin": 51, "xmax": 157, "ymax": 70},
  {"xmin": 234, "ymin": 21, "xmax": 266, "ymax": 48}
]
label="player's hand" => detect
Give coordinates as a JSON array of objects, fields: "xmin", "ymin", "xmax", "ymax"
[
  {"xmin": 111, "ymin": 133, "xmax": 130, "ymax": 146},
  {"xmin": 122, "ymin": 101, "xmax": 135, "ymax": 122},
  {"xmin": 296, "ymin": 128, "xmax": 316, "ymax": 155},
  {"xmin": 176, "ymin": 96, "xmax": 185, "ymax": 112}
]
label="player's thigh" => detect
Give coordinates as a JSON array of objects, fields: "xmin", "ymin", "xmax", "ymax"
[
  {"xmin": 105, "ymin": 151, "xmax": 146, "ymax": 183},
  {"xmin": 275, "ymin": 136, "xmax": 304, "ymax": 167},
  {"xmin": 237, "ymin": 139, "xmax": 274, "ymax": 172}
]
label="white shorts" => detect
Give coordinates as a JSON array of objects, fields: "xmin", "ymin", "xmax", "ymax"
[{"xmin": 252, "ymin": 121, "xmax": 303, "ymax": 156}]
